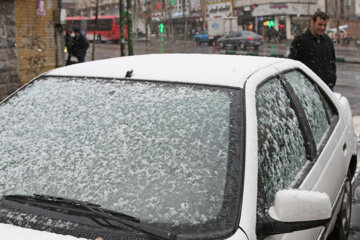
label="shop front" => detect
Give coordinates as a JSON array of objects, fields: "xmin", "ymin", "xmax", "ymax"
[
  {"xmin": 150, "ymin": 10, "xmax": 202, "ymax": 39},
  {"xmin": 252, "ymin": 2, "xmax": 317, "ymax": 40}
]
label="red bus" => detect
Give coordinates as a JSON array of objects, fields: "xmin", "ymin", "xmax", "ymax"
[
  {"xmin": 65, "ymin": 15, "xmax": 128, "ymax": 43},
  {"xmin": 86, "ymin": 15, "xmax": 128, "ymax": 42}
]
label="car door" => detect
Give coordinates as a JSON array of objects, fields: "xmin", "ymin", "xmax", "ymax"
[
  {"xmin": 255, "ymin": 75, "xmax": 310, "ymax": 233},
  {"xmin": 233, "ymin": 32, "xmax": 242, "ymax": 46},
  {"xmin": 225, "ymin": 32, "xmax": 235, "ymax": 46},
  {"xmin": 281, "ymin": 70, "xmax": 344, "ymax": 205},
  {"xmin": 282, "ymin": 69, "xmax": 342, "ymax": 239},
  {"xmin": 255, "ymin": 69, "xmax": 344, "ymax": 239}
]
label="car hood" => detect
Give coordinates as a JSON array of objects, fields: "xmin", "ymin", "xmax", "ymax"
[{"xmin": 0, "ymin": 223, "xmax": 87, "ymax": 240}]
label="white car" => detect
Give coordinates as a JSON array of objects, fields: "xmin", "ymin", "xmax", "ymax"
[{"xmin": 0, "ymin": 54, "xmax": 357, "ymax": 240}]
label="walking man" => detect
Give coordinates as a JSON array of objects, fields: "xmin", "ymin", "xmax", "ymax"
[
  {"xmin": 72, "ymin": 28, "xmax": 89, "ymax": 63},
  {"xmin": 289, "ymin": 11, "xmax": 336, "ymax": 90}
]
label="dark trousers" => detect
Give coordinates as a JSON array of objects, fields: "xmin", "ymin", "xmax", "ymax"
[{"xmin": 76, "ymin": 55, "xmax": 85, "ymax": 63}]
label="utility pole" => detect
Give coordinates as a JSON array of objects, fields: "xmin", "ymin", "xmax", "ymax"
[
  {"xmin": 335, "ymin": 0, "xmax": 341, "ymax": 45},
  {"xmin": 183, "ymin": 0, "xmax": 187, "ymax": 40},
  {"xmin": 201, "ymin": 0, "xmax": 206, "ymax": 31},
  {"xmin": 127, "ymin": 0, "xmax": 134, "ymax": 55},
  {"xmin": 188, "ymin": 0, "xmax": 192, "ymax": 37},
  {"xmin": 165, "ymin": 0, "xmax": 173, "ymax": 40},
  {"xmin": 119, "ymin": 0, "xmax": 126, "ymax": 56},
  {"xmin": 91, "ymin": 0, "xmax": 99, "ymax": 61},
  {"xmin": 144, "ymin": 1, "xmax": 152, "ymax": 41}
]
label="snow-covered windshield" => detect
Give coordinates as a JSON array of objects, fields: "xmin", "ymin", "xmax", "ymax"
[{"xmin": 0, "ymin": 77, "xmax": 243, "ymax": 236}]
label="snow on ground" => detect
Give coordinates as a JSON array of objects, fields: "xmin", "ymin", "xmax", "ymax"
[{"xmin": 0, "ymin": 223, "xmax": 88, "ymax": 240}]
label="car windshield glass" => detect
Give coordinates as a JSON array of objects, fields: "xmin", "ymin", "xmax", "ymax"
[{"xmin": 0, "ymin": 77, "xmax": 243, "ymax": 236}]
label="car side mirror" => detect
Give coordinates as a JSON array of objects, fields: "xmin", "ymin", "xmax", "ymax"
[{"xmin": 256, "ymin": 189, "xmax": 331, "ymax": 239}]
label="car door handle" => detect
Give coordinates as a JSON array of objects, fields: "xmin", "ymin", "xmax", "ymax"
[{"xmin": 343, "ymin": 142, "xmax": 347, "ymax": 151}]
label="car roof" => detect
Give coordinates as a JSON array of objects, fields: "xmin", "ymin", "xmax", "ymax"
[{"xmin": 46, "ymin": 54, "xmax": 287, "ymax": 88}]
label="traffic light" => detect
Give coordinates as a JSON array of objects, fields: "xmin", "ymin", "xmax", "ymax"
[
  {"xmin": 268, "ymin": 20, "xmax": 275, "ymax": 28},
  {"xmin": 159, "ymin": 23, "xmax": 165, "ymax": 34},
  {"xmin": 156, "ymin": 2, "xmax": 162, "ymax": 9},
  {"xmin": 170, "ymin": 0, "xmax": 175, "ymax": 7}
]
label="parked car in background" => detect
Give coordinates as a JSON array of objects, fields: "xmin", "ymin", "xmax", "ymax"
[
  {"xmin": 0, "ymin": 54, "xmax": 357, "ymax": 240},
  {"xmin": 193, "ymin": 32, "xmax": 210, "ymax": 45},
  {"xmin": 217, "ymin": 31, "xmax": 263, "ymax": 50},
  {"xmin": 208, "ymin": 17, "xmax": 238, "ymax": 44}
]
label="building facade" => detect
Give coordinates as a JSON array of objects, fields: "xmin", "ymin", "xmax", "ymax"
[
  {"xmin": 62, "ymin": 0, "xmax": 360, "ymax": 41},
  {"xmin": 234, "ymin": 0, "xmax": 319, "ymax": 40},
  {"xmin": 63, "ymin": 0, "xmax": 203, "ymax": 38},
  {"xmin": 0, "ymin": 0, "xmax": 63, "ymax": 101},
  {"xmin": 0, "ymin": 0, "xmax": 18, "ymax": 101},
  {"xmin": 327, "ymin": 0, "xmax": 360, "ymax": 40}
]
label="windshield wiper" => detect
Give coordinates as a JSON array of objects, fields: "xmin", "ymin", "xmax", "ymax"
[{"xmin": 2, "ymin": 194, "xmax": 177, "ymax": 240}]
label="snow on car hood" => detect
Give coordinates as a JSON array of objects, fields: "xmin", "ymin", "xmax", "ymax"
[
  {"xmin": 46, "ymin": 54, "xmax": 285, "ymax": 88},
  {"xmin": 0, "ymin": 223, "xmax": 88, "ymax": 240}
]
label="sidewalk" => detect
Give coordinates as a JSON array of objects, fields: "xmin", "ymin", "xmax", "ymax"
[{"xmin": 220, "ymin": 40, "xmax": 360, "ymax": 64}]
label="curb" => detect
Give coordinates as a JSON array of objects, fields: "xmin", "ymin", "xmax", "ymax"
[
  {"xmin": 222, "ymin": 50, "xmax": 360, "ymax": 64},
  {"xmin": 336, "ymin": 57, "xmax": 345, "ymax": 62}
]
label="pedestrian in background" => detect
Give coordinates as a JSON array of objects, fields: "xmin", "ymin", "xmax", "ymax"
[
  {"xmin": 289, "ymin": 11, "xmax": 336, "ymax": 91},
  {"xmin": 64, "ymin": 29, "xmax": 73, "ymax": 65},
  {"xmin": 72, "ymin": 28, "xmax": 89, "ymax": 63}
]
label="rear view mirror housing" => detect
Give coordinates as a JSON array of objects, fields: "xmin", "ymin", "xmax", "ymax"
[{"xmin": 257, "ymin": 189, "xmax": 331, "ymax": 239}]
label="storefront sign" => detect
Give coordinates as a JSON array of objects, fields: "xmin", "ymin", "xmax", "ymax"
[
  {"xmin": 190, "ymin": 12, "xmax": 201, "ymax": 18},
  {"xmin": 252, "ymin": 3, "xmax": 316, "ymax": 17},
  {"xmin": 206, "ymin": 1, "xmax": 233, "ymax": 20},
  {"xmin": 152, "ymin": 13, "xmax": 162, "ymax": 21},
  {"xmin": 209, "ymin": 5, "xmax": 230, "ymax": 13},
  {"xmin": 36, "ymin": 0, "xmax": 46, "ymax": 16},
  {"xmin": 172, "ymin": 11, "xmax": 190, "ymax": 19},
  {"xmin": 270, "ymin": 4, "xmax": 288, "ymax": 9}
]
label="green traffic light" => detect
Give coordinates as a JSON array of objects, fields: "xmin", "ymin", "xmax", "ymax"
[
  {"xmin": 159, "ymin": 23, "xmax": 165, "ymax": 34},
  {"xmin": 268, "ymin": 20, "xmax": 275, "ymax": 28},
  {"xmin": 170, "ymin": 0, "xmax": 175, "ymax": 6}
]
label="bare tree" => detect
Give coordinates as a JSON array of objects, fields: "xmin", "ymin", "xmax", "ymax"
[
  {"xmin": 127, "ymin": 0, "xmax": 134, "ymax": 55},
  {"xmin": 119, "ymin": 0, "xmax": 126, "ymax": 56},
  {"xmin": 91, "ymin": 0, "xmax": 99, "ymax": 60},
  {"xmin": 326, "ymin": 0, "xmax": 342, "ymax": 45}
]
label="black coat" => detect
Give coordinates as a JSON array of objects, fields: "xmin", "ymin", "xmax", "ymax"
[
  {"xmin": 288, "ymin": 29, "xmax": 336, "ymax": 88},
  {"xmin": 72, "ymin": 34, "xmax": 89, "ymax": 58}
]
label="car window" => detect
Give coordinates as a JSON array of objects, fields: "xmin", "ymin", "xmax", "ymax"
[
  {"xmin": 0, "ymin": 76, "xmax": 244, "ymax": 236},
  {"xmin": 236, "ymin": 32, "xmax": 242, "ymax": 37},
  {"xmin": 242, "ymin": 31, "xmax": 255, "ymax": 36},
  {"xmin": 283, "ymin": 70, "xmax": 338, "ymax": 150},
  {"xmin": 256, "ymin": 78, "xmax": 308, "ymax": 215}
]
